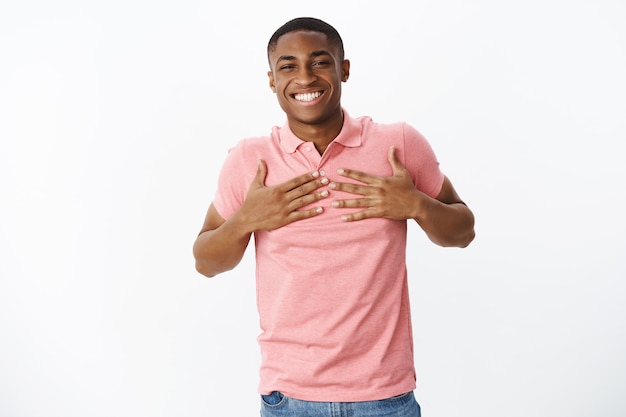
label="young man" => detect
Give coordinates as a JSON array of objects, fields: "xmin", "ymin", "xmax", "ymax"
[{"xmin": 193, "ymin": 17, "xmax": 475, "ymax": 417}]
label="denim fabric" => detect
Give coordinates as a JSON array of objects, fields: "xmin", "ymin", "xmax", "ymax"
[{"xmin": 260, "ymin": 391, "xmax": 421, "ymax": 417}]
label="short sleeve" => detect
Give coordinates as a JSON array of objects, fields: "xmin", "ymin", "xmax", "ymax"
[
  {"xmin": 402, "ymin": 123, "xmax": 445, "ymax": 198},
  {"xmin": 212, "ymin": 141, "xmax": 250, "ymax": 220}
]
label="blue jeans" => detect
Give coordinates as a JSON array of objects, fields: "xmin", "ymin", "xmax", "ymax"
[{"xmin": 260, "ymin": 391, "xmax": 421, "ymax": 417}]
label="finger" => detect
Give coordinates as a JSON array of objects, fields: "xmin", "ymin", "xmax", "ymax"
[
  {"xmin": 283, "ymin": 174, "xmax": 329, "ymax": 203},
  {"xmin": 387, "ymin": 146, "xmax": 409, "ymax": 176},
  {"xmin": 387, "ymin": 146, "xmax": 399, "ymax": 168},
  {"xmin": 331, "ymin": 198, "xmax": 370, "ymax": 209},
  {"xmin": 277, "ymin": 170, "xmax": 323, "ymax": 193},
  {"xmin": 329, "ymin": 181, "xmax": 371, "ymax": 195},
  {"xmin": 289, "ymin": 188, "xmax": 330, "ymax": 210},
  {"xmin": 288, "ymin": 206, "xmax": 324, "ymax": 222},
  {"xmin": 339, "ymin": 209, "xmax": 373, "ymax": 222},
  {"xmin": 336, "ymin": 167, "xmax": 376, "ymax": 184},
  {"xmin": 252, "ymin": 159, "xmax": 268, "ymax": 187},
  {"xmin": 290, "ymin": 176, "xmax": 329, "ymax": 197}
]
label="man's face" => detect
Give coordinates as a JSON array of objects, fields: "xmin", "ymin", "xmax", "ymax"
[{"xmin": 267, "ymin": 30, "xmax": 350, "ymax": 128}]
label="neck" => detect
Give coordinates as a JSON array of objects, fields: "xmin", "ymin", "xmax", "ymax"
[{"xmin": 288, "ymin": 109, "xmax": 344, "ymax": 155}]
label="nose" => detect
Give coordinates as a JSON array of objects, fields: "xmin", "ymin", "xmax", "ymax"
[{"xmin": 295, "ymin": 66, "xmax": 317, "ymax": 86}]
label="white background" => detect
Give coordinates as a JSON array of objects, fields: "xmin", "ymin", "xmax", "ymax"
[{"xmin": 1, "ymin": 0, "xmax": 625, "ymax": 416}]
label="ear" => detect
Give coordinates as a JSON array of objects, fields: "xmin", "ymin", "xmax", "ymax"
[
  {"xmin": 267, "ymin": 70, "xmax": 276, "ymax": 92},
  {"xmin": 341, "ymin": 59, "xmax": 350, "ymax": 82}
]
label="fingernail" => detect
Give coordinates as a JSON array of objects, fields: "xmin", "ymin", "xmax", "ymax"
[
  {"xmin": 321, "ymin": 190, "xmax": 329, "ymax": 197},
  {"xmin": 312, "ymin": 171, "xmax": 320, "ymax": 178},
  {"xmin": 332, "ymin": 201, "xmax": 339, "ymax": 207},
  {"xmin": 329, "ymin": 182, "xmax": 336, "ymax": 189},
  {"xmin": 341, "ymin": 215, "xmax": 349, "ymax": 221},
  {"xmin": 337, "ymin": 168, "xmax": 345, "ymax": 174},
  {"xmin": 321, "ymin": 177, "xmax": 329, "ymax": 185},
  {"xmin": 316, "ymin": 207, "xmax": 323, "ymax": 213}
]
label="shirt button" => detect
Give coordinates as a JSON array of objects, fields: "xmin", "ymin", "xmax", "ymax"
[{"xmin": 319, "ymin": 170, "xmax": 326, "ymax": 176}]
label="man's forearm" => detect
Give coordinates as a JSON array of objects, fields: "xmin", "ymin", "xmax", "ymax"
[
  {"xmin": 414, "ymin": 199, "xmax": 475, "ymax": 248},
  {"xmin": 193, "ymin": 219, "xmax": 252, "ymax": 278}
]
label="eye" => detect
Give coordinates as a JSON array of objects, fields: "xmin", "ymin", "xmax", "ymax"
[
  {"xmin": 312, "ymin": 61, "xmax": 330, "ymax": 68},
  {"xmin": 279, "ymin": 64, "xmax": 296, "ymax": 71}
]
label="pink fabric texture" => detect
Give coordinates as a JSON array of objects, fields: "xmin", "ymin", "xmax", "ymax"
[{"xmin": 213, "ymin": 110, "xmax": 444, "ymax": 402}]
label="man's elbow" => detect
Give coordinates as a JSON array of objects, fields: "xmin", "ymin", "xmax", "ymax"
[
  {"xmin": 458, "ymin": 229, "xmax": 476, "ymax": 248},
  {"xmin": 453, "ymin": 220, "xmax": 476, "ymax": 248},
  {"xmin": 194, "ymin": 260, "xmax": 229, "ymax": 278},
  {"xmin": 195, "ymin": 261, "xmax": 218, "ymax": 278},
  {"xmin": 194, "ymin": 256, "xmax": 239, "ymax": 278},
  {"xmin": 453, "ymin": 210, "xmax": 476, "ymax": 248},
  {"xmin": 431, "ymin": 231, "xmax": 474, "ymax": 248},
  {"xmin": 430, "ymin": 223, "xmax": 475, "ymax": 248}
]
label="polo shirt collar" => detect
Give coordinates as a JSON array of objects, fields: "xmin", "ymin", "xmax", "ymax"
[{"xmin": 279, "ymin": 108, "xmax": 363, "ymax": 153}]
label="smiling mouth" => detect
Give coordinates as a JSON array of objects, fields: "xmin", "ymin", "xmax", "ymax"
[{"xmin": 293, "ymin": 91, "xmax": 323, "ymax": 102}]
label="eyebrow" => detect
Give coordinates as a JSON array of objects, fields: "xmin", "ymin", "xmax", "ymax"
[{"xmin": 275, "ymin": 50, "xmax": 333, "ymax": 65}]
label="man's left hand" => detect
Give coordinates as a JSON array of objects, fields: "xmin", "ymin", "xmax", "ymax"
[{"xmin": 329, "ymin": 146, "xmax": 423, "ymax": 222}]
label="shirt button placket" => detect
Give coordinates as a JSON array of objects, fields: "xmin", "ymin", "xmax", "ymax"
[{"xmin": 301, "ymin": 142, "xmax": 322, "ymax": 169}]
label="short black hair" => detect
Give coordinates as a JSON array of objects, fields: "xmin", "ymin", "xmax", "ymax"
[{"xmin": 267, "ymin": 17, "xmax": 345, "ymax": 65}]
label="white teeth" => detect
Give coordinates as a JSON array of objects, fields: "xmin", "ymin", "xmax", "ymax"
[{"xmin": 294, "ymin": 91, "xmax": 322, "ymax": 102}]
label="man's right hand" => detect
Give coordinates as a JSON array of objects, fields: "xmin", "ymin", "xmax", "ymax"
[
  {"xmin": 233, "ymin": 159, "xmax": 329, "ymax": 233},
  {"xmin": 193, "ymin": 160, "xmax": 329, "ymax": 277}
]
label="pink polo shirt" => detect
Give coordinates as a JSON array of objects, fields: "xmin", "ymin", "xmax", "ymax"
[{"xmin": 213, "ymin": 110, "xmax": 444, "ymax": 402}]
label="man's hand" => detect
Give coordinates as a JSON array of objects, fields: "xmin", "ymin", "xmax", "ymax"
[
  {"xmin": 330, "ymin": 146, "xmax": 475, "ymax": 247},
  {"xmin": 329, "ymin": 146, "xmax": 422, "ymax": 222},
  {"xmin": 234, "ymin": 159, "xmax": 330, "ymax": 232}
]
